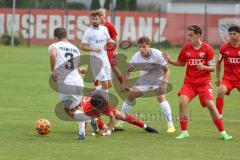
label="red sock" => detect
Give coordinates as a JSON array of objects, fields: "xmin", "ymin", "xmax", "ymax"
[
  {"xmin": 216, "ymin": 98, "xmax": 224, "ymax": 115},
  {"xmin": 93, "ymin": 80, "xmax": 99, "ymax": 87},
  {"xmin": 125, "ymin": 114, "xmax": 144, "ymax": 128},
  {"xmin": 97, "ymin": 117, "xmax": 104, "ymax": 129},
  {"xmin": 116, "ymin": 75, "xmax": 123, "ymax": 84},
  {"xmin": 180, "ymin": 117, "xmax": 188, "ymax": 131},
  {"xmin": 213, "ymin": 119, "xmax": 224, "ymax": 132}
]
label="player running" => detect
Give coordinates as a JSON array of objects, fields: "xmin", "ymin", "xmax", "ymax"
[
  {"xmin": 163, "ymin": 25, "xmax": 232, "ymax": 140},
  {"xmin": 48, "ymin": 27, "xmax": 87, "ymax": 139},
  {"xmin": 216, "ymin": 25, "xmax": 240, "ymax": 118},
  {"xmin": 80, "ymin": 11, "xmax": 115, "ymax": 100},
  {"xmin": 116, "ymin": 36, "xmax": 176, "ymax": 133}
]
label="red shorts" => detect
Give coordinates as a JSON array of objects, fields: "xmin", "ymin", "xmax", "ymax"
[
  {"xmin": 221, "ymin": 78, "xmax": 240, "ymax": 95},
  {"xmin": 107, "ymin": 50, "xmax": 117, "ymax": 67},
  {"xmin": 178, "ymin": 83, "xmax": 214, "ymax": 107}
]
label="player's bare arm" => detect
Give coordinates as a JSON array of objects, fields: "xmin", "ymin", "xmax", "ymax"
[
  {"xmin": 121, "ymin": 66, "xmax": 134, "ymax": 92},
  {"xmin": 80, "ymin": 43, "xmax": 100, "ymax": 53},
  {"xmin": 163, "ymin": 52, "xmax": 185, "ymax": 66},
  {"xmin": 215, "ymin": 54, "xmax": 223, "ymax": 86},
  {"xmin": 49, "ymin": 48, "xmax": 57, "ymax": 81}
]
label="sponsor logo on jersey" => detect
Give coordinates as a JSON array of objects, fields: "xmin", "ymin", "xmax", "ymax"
[
  {"xmin": 188, "ymin": 59, "xmax": 204, "ymax": 65},
  {"xmin": 228, "ymin": 57, "xmax": 240, "ymax": 64},
  {"xmin": 199, "ymin": 52, "xmax": 206, "ymax": 58}
]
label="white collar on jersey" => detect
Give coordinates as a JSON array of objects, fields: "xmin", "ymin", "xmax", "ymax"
[
  {"xmin": 91, "ymin": 26, "xmax": 100, "ymax": 30},
  {"xmin": 141, "ymin": 49, "xmax": 152, "ymax": 60}
]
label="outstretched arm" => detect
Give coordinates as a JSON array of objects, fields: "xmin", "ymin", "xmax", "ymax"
[
  {"xmin": 162, "ymin": 52, "xmax": 185, "ymax": 66},
  {"xmin": 215, "ymin": 54, "xmax": 223, "ymax": 86}
]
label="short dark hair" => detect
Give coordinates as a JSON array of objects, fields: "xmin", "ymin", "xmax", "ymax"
[
  {"xmin": 228, "ymin": 25, "xmax": 240, "ymax": 33},
  {"xmin": 137, "ymin": 36, "xmax": 151, "ymax": 45},
  {"xmin": 54, "ymin": 27, "xmax": 67, "ymax": 40},
  {"xmin": 187, "ymin": 25, "xmax": 202, "ymax": 35},
  {"xmin": 90, "ymin": 94, "xmax": 107, "ymax": 109},
  {"xmin": 90, "ymin": 11, "xmax": 101, "ymax": 17}
]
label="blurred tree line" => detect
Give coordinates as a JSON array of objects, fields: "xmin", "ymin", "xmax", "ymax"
[{"xmin": 0, "ymin": 0, "xmax": 138, "ymax": 11}]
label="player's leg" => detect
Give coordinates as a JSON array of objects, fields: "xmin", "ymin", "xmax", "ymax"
[
  {"xmin": 112, "ymin": 66, "xmax": 123, "ymax": 84},
  {"xmin": 100, "ymin": 80, "xmax": 112, "ymax": 100},
  {"xmin": 155, "ymin": 94, "xmax": 175, "ymax": 133},
  {"xmin": 176, "ymin": 94, "xmax": 191, "ymax": 139},
  {"xmin": 205, "ymin": 100, "xmax": 232, "ymax": 140},
  {"xmin": 216, "ymin": 81, "xmax": 231, "ymax": 118},
  {"xmin": 114, "ymin": 110, "xmax": 159, "ymax": 133},
  {"xmin": 116, "ymin": 87, "xmax": 144, "ymax": 128}
]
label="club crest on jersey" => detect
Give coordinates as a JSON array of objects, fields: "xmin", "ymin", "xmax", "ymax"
[{"xmin": 199, "ymin": 52, "xmax": 205, "ymax": 58}]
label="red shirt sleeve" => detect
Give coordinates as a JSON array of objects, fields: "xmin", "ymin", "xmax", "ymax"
[
  {"xmin": 105, "ymin": 21, "xmax": 117, "ymax": 40},
  {"xmin": 178, "ymin": 45, "xmax": 187, "ymax": 63}
]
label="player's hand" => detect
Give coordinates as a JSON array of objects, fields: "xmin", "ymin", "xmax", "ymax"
[
  {"xmin": 120, "ymin": 82, "xmax": 128, "ymax": 92},
  {"xmin": 215, "ymin": 77, "xmax": 220, "ymax": 86},
  {"xmin": 108, "ymin": 39, "xmax": 115, "ymax": 44},
  {"xmin": 197, "ymin": 64, "xmax": 206, "ymax": 70},
  {"xmin": 51, "ymin": 71, "xmax": 57, "ymax": 81},
  {"xmin": 78, "ymin": 67, "xmax": 88, "ymax": 74}
]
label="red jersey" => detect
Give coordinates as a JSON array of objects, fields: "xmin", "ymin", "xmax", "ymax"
[
  {"xmin": 178, "ymin": 42, "xmax": 215, "ymax": 85},
  {"xmin": 104, "ymin": 21, "xmax": 117, "ymax": 40},
  {"xmin": 81, "ymin": 96, "xmax": 113, "ymax": 117},
  {"xmin": 219, "ymin": 42, "xmax": 240, "ymax": 82}
]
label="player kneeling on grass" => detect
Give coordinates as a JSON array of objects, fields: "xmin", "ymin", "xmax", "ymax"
[{"xmin": 74, "ymin": 94, "xmax": 159, "ymax": 140}]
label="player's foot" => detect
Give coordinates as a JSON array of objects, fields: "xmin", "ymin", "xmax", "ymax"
[
  {"xmin": 115, "ymin": 121, "xmax": 124, "ymax": 129},
  {"xmin": 144, "ymin": 126, "xmax": 159, "ymax": 133},
  {"xmin": 166, "ymin": 125, "xmax": 176, "ymax": 133},
  {"xmin": 90, "ymin": 118, "xmax": 99, "ymax": 133},
  {"xmin": 176, "ymin": 132, "xmax": 189, "ymax": 139},
  {"xmin": 79, "ymin": 134, "xmax": 86, "ymax": 140},
  {"xmin": 220, "ymin": 132, "xmax": 232, "ymax": 141}
]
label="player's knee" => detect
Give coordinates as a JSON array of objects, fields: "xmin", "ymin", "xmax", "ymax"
[{"xmin": 217, "ymin": 86, "xmax": 226, "ymax": 97}]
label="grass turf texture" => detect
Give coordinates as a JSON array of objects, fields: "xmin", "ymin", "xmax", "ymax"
[{"xmin": 0, "ymin": 45, "xmax": 239, "ymax": 160}]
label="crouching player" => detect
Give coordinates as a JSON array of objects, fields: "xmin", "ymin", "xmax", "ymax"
[{"xmin": 71, "ymin": 94, "xmax": 159, "ymax": 140}]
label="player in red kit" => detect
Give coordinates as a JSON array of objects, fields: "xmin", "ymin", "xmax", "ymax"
[
  {"xmin": 216, "ymin": 25, "xmax": 240, "ymax": 118},
  {"xmin": 97, "ymin": 8, "xmax": 123, "ymax": 84},
  {"xmin": 74, "ymin": 94, "xmax": 159, "ymax": 140},
  {"xmin": 164, "ymin": 25, "xmax": 232, "ymax": 140}
]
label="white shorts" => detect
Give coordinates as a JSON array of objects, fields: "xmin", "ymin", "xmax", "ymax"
[
  {"xmin": 90, "ymin": 56, "xmax": 112, "ymax": 81},
  {"xmin": 134, "ymin": 85, "xmax": 159, "ymax": 93},
  {"xmin": 59, "ymin": 94, "xmax": 82, "ymax": 109},
  {"xmin": 74, "ymin": 110, "xmax": 92, "ymax": 122}
]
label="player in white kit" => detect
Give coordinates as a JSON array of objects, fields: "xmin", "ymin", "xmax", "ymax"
[
  {"xmin": 116, "ymin": 36, "xmax": 176, "ymax": 133},
  {"xmin": 49, "ymin": 27, "xmax": 89, "ymax": 140},
  {"xmin": 80, "ymin": 11, "xmax": 115, "ymax": 100}
]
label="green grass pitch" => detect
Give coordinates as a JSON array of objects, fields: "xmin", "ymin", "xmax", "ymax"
[{"xmin": 0, "ymin": 45, "xmax": 239, "ymax": 160}]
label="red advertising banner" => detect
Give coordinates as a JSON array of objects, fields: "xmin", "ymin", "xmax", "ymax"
[{"xmin": 0, "ymin": 9, "xmax": 239, "ymax": 45}]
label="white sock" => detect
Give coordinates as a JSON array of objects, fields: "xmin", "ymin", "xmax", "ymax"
[
  {"xmin": 160, "ymin": 100, "xmax": 173, "ymax": 126},
  {"xmin": 74, "ymin": 110, "xmax": 86, "ymax": 135},
  {"xmin": 119, "ymin": 100, "xmax": 134, "ymax": 123},
  {"xmin": 102, "ymin": 89, "xmax": 109, "ymax": 101}
]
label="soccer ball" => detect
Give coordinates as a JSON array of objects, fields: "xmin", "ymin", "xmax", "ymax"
[{"xmin": 35, "ymin": 119, "xmax": 51, "ymax": 135}]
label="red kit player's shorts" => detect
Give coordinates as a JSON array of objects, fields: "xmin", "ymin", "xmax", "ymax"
[
  {"xmin": 178, "ymin": 82, "xmax": 214, "ymax": 107},
  {"xmin": 221, "ymin": 78, "xmax": 240, "ymax": 95}
]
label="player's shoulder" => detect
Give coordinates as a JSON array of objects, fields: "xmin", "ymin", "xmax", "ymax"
[
  {"xmin": 150, "ymin": 48, "xmax": 163, "ymax": 55},
  {"xmin": 219, "ymin": 42, "xmax": 231, "ymax": 52},
  {"xmin": 48, "ymin": 42, "xmax": 59, "ymax": 52},
  {"xmin": 99, "ymin": 25, "xmax": 108, "ymax": 31},
  {"xmin": 131, "ymin": 51, "xmax": 141, "ymax": 60},
  {"xmin": 84, "ymin": 27, "xmax": 93, "ymax": 33},
  {"xmin": 105, "ymin": 21, "xmax": 114, "ymax": 28},
  {"xmin": 182, "ymin": 43, "xmax": 192, "ymax": 50}
]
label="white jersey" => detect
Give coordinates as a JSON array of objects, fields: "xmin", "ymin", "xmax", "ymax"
[
  {"xmin": 81, "ymin": 25, "xmax": 110, "ymax": 59},
  {"xmin": 129, "ymin": 48, "xmax": 167, "ymax": 86},
  {"xmin": 48, "ymin": 41, "xmax": 84, "ymax": 87}
]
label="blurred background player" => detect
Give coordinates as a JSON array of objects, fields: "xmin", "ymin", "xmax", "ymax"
[
  {"xmin": 97, "ymin": 8, "xmax": 123, "ymax": 85},
  {"xmin": 164, "ymin": 25, "xmax": 232, "ymax": 140},
  {"xmin": 216, "ymin": 25, "xmax": 240, "ymax": 118},
  {"xmin": 80, "ymin": 11, "xmax": 115, "ymax": 100},
  {"xmin": 48, "ymin": 27, "xmax": 88, "ymax": 140},
  {"xmin": 117, "ymin": 36, "xmax": 176, "ymax": 133}
]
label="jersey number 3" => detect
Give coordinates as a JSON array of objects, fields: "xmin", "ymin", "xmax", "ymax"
[{"xmin": 65, "ymin": 53, "xmax": 74, "ymax": 70}]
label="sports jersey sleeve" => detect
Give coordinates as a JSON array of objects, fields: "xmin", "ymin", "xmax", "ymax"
[
  {"xmin": 158, "ymin": 51, "xmax": 167, "ymax": 66},
  {"xmin": 207, "ymin": 46, "xmax": 215, "ymax": 66},
  {"xmin": 48, "ymin": 44, "xmax": 57, "ymax": 55},
  {"xmin": 177, "ymin": 46, "xmax": 187, "ymax": 63},
  {"xmin": 108, "ymin": 23, "xmax": 117, "ymax": 40},
  {"xmin": 81, "ymin": 30, "xmax": 90, "ymax": 45},
  {"xmin": 129, "ymin": 54, "xmax": 138, "ymax": 69}
]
